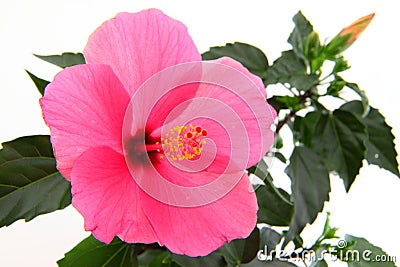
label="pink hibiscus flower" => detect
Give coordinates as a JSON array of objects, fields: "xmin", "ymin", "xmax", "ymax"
[{"xmin": 40, "ymin": 9, "xmax": 276, "ymax": 256}]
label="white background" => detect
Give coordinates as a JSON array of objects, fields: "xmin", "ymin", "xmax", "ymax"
[{"xmin": 0, "ymin": 1, "xmax": 399, "ymax": 266}]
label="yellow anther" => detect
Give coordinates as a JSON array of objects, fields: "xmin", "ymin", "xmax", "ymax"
[{"xmin": 160, "ymin": 123, "xmax": 207, "ymax": 162}]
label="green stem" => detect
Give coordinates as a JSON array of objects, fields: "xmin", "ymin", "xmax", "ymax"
[{"xmin": 275, "ymin": 90, "xmax": 314, "ymax": 134}]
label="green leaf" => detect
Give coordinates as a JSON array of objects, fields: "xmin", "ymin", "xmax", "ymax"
[
  {"xmin": 288, "ymin": 11, "xmax": 314, "ymax": 61},
  {"xmin": 311, "ymin": 100, "xmax": 328, "ymax": 112},
  {"xmin": 259, "ymin": 227, "xmax": 281, "ymax": 255},
  {"xmin": 267, "ymin": 96, "xmax": 289, "ymax": 113},
  {"xmin": 293, "ymin": 112, "xmax": 322, "ymax": 146},
  {"xmin": 345, "ymin": 82, "xmax": 369, "ymax": 115},
  {"xmin": 274, "ymin": 152, "xmax": 286, "ymax": 164},
  {"xmin": 272, "ymin": 96, "xmax": 301, "ymax": 112},
  {"xmin": 342, "ymin": 235, "xmax": 396, "ymax": 267},
  {"xmin": 25, "ymin": 70, "xmax": 50, "ymax": 95},
  {"xmin": 265, "ymin": 50, "xmax": 318, "ymax": 91},
  {"xmin": 0, "ymin": 135, "xmax": 71, "ymax": 227},
  {"xmin": 273, "ymin": 134, "xmax": 284, "ymax": 149},
  {"xmin": 58, "ymin": 235, "xmax": 138, "ymax": 267},
  {"xmin": 249, "ymin": 160, "xmax": 293, "ymax": 226},
  {"xmin": 341, "ymin": 101, "xmax": 399, "ymax": 176},
  {"xmin": 304, "ymin": 32, "xmax": 325, "ymax": 73},
  {"xmin": 202, "ymin": 42, "xmax": 269, "ymax": 82},
  {"xmin": 292, "ymin": 234, "xmax": 304, "ymax": 249},
  {"xmin": 256, "ymin": 182, "xmax": 293, "ymax": 226},
  {"xmin": 137, "ymin": 249, "xmax": 167, "ymax": 267},
  {"xmin": 295, "ymin": 110, "xmax": 367, "ymax": 190},
  {"xmin": 283, "ymin": 146, "xmax": 330, "ymax": 247},
  {"xmin": 332, "ymin": 56, "xmax": 350, "ymax": 73},
  {"xmin": 35, "ymin": 52, "xmax": 85, "ymax": 68},
  {"xmin": 318, "ymin": 110, "xmax": 367, "ymax": 189},
  {"xmin": 146, "ymin": 251, "xmax": 178, "ymax": 267},
  {"xmin": 321, "ymin": 212, "xmax": 339, "ymax": 240},
  {"xmin": 326, "ymin": 76, "xmax": 346, "ymax": 97},
  {"xmin": 310, "ymin": 259, "xmax": 328, "ymax": 267},
  {"xmin": 240, "ymin": 258, "xmax": 297, "ymax": 267},
  {"xmin": 220, "ymin": 228, "xmax": 260, "ymax": 266},
  {"xmin": 172, "ymin": 252, "xmax": 225, "ymax": 267}
]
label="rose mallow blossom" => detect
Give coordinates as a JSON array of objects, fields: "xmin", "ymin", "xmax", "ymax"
[{"xmin": 40, "ymin": 9, "xmax": 276, "ymax": 256}]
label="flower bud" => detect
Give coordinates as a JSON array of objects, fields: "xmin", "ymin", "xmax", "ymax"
[
  {"xmin": 326, "ymin": 13, "xmax": 375, "ymax": 57},
  {"xmin": 339, "ymin": 13, "xmax": 375, "ymax": 45}
]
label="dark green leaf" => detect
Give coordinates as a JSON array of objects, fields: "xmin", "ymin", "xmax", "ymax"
[
  {"xmin": 35, "ymin": 52, "xmax": 85, "ymax": 68},
  {"xmin": 292, "ymin": 235, "xmax": 304, "ymax": 249},
  {"xmin": 202, "ymin": 42, "xmax": 269, "ymax": 81},
  {"xmin": 267, "ymin": 96, "xmax": 289, "ymax": 113},
  {"xmin": 172, "ymin": 252, "xmax": 225, "ymax": 267},
  {"xmin": 316, "ymin": 110, "xmax": 367, "ymax": 190},
  {"xmin": 265, "ymin": 50, "xmax": 318, "ymax": 91},
  {"xmin": 25, "ymin": 70, "xmax": 50, "ymax": 95},
  {"xmin": 293, "ymin": 112, "xmax": 322, "ymax": 146},
  {"xmin": 311, "ymin": 99, "xmax": 328, "ymax": 112},
  {"xmin": 147, "ymin": 251, "xmax": 178, "ymax": 267},
  {"xmin": 345, "ymin": 82, "xmax": 369, "ymax": 115},
  {"xmin": 288, "ymin": 11, "xmax": 314, "ymax": 61},
  {"xmin": 341, "ymin": 101, "xmax": 399, "ymax": 176},
  {"xmin": 240, "ymin": 258, "xmax": 297, "ymax": 267},
  {"xmin": 273, "ymin": 96, "xmax": 301, "ymax": 111},
  {"xmin": 256, "ymin": 182, "xmax": 293, "ymax": 226},
  {"xmin": 274, "ymin": 152, "xmax": 286, "ymax": 164},
  {"xmin": 296, "ymin": 110, "xmax": 367, "ymax": 190},
  {"xmin": 310, "ymin": 259, "xmax": 328, "ymax": 267},
  {"xmin": 0, "ymin": 135, "xmax": 71, "ymax": 227},
  {"xmin": 283, "ymin": 146, "xmax": 330, "ymax": 247},
  {"xmin": 343, "ymin": 235, "xmax": 396, "ymax": 267},
  {"xmin": 57, "ymin": 235, "xmax": 138, "ymax": 267},
  {"xmin": 326, "ymin": 76, "xmax": 346, "ymax": 97},
  {"xmin": 273, "ymin": 134, "xmax": 284, "ymax": 149},
  {"xmin": 220, "ymin": 228, "xmax": 260, "ymax": 266},
  {"xmin": 259, "ymin": 227, "xmax": 281, "ymax": 255},
  {"xmin": 138, "ymin": 249, "xmax": 167, "ymax": 267},
  {"xmin": 249, "ymin": 160, "xmax": 293, "ymax": 226}
]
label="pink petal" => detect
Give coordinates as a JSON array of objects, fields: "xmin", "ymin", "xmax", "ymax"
[
  {"xmin": 84, "ymin": 9, "xmax": 201, "ymax": 96},
  {"xmin": 196, "ymin": 57, "xmax": 276, "ymax": 168},
  {"xmin": 156, "ymin": 57, "xmax": 276, "ymax": 169},
  {"xmin": 71, "ymin": 146, "xmax": 157, "ymax": 244},
  {"xmin": 140, "ymin": 172, "xmax": 257, "ymax": 256},
  {"xmin": 215, "ymin": 56, "xmax": 267, "ymax": 98},
  {"xmin": 145, "ymin": 83, "xmax": 200, "ymax": 141},
  {"xmin": 149, "ymin": 150, "xmax": 233, "ymax": 187},
  {"xmin": 40, "ymin": 64, "xmax": 130, "ymax": 180}
]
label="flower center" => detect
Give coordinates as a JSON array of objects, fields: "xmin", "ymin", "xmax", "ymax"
[{"xmin": 149, "ymin": 124, "xmax": 207, "ymax": 161}]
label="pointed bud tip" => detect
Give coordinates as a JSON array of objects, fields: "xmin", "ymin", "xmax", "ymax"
[
  {"xmin": 340, "ymin": 12, "xmax": 375, "ymax": 45},
  {"xmin": 365, "ymin": 13, "xmax": 376, "ymax": 19}
]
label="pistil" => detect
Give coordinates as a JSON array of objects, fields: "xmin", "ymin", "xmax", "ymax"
[{"xmin": 145, "ymin": 142, "xmax": 163, "ymax": 152}]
